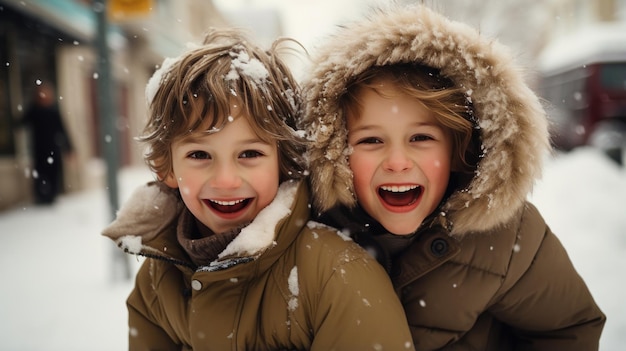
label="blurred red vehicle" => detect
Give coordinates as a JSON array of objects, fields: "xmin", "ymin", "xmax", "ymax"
[{"xmin": 539, "ymin": 23, "xmax": 626, "ymax": 164}]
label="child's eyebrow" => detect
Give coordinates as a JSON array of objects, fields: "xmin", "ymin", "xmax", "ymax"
[
  {"xmin": 237, "ymin": 138, "xmax": 273, "ymax": 146},
  {"xmin": 348, "ymin": 124, "xmax": 377, "ymax": 132},
  {"xmin": 349, "ymin": 121, "xmax": 441, "ymax": 132},
  {"xmin": 413, "ymin": 121, "xmax": 444, "ymax": 128},
  {"xmin": 177, "ymin": 134, "xmax": 208, "ymax": 144},
  {"xmin": 180, "ymin": 134, "xmax": 273, "ymax": 147}
]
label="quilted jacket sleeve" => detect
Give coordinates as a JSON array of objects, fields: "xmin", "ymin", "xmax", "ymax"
[
  {"xmin": 126, "ymin": 261, "xmax": 181, "ymax": 351},
  {"xmin": 302, "ymin": 236, "xmax": 415, "ymax": 351},
  {"xmin": 488, "ymin": 204, "xmax": 606, "ymax": 350}
]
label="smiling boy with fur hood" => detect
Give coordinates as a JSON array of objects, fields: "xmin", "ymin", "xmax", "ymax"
[{"xmin": 301, "ymin": 4, "xmax": 605, "ymax": 350}]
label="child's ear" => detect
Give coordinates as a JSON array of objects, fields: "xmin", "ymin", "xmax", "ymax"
[{"xmin": 161, "ymin": 172, "xmax": 179, "ymax": 189}]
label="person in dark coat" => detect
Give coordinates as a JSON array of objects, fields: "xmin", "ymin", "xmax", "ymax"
[{"xmin": 21, "ymin": 82, "xmax": 73, "ymax": 204}]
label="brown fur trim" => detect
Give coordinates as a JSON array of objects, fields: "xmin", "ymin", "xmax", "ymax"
[{"xmin": 302, "ymin": 5, "xmax": 551, "ymax": 235}]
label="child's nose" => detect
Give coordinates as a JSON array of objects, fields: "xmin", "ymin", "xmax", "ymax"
[
  {"xmin": 383, "ymin": 147, "xmax": 413, "ymax": 172},
  {"xmin": 210, "ymin": 161, "xmax": 242, "ymax": 188}
]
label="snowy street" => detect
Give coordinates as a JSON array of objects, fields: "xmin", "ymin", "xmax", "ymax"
[
  {"xmin": 0, "ymin": 147, "xmax": 625, "ymax": 350},
  {"xmin": 0, "ymin": 167, "xmax": 147, "ymax": 350}
]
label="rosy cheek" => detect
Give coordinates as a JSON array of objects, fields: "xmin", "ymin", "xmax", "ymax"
[
  {"xmin": 433, "ymin": 159, "xmax": 442, "ymax": 168},
  {"xmin": 180, "ymin": 186, "xmax": 191, "ymax": 196},
  {"xmin": 177, "ymin": 177, "xmax": 191, "ymax": 196}
]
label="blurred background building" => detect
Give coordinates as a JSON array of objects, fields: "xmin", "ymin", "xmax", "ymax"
[
  {"xmin": 0, "ymin": 0, "xmax": 625, "ymax": 211},
  {"xmin": 0, "ymin": 0, "xmax": 230, "ymax": 209}
]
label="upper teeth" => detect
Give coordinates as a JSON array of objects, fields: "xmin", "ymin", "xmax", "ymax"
[
  {"xmin": 211, "ymin": 199, "xmax": 244, "ymax": 206},
  {"xmin": 380, "ymin": 185, "xmax": 419, "ymax": 193}
]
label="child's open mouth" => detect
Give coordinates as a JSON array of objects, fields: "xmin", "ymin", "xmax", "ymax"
[
  {"xmin": 378, "ymin": 185, "xmax": 421, "ymax": 207},
  {"xmin": 205, "ymin": 198, "xmax": 251, "ymax": 215}
]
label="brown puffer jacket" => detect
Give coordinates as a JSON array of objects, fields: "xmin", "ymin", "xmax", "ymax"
[
  {"xmin": 102, "ymin": 181, "xmax": 415, "ymax": 350},
  {"xmin": 301, "ymin": 4, "xmax": 606, "ymax": 351}
]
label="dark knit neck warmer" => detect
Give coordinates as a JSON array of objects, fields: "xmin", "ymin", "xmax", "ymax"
[
  {"xmin": 177, "ymin": 209, "xmax": 240, "ymax": 267},
  {"xmin": 314, "ymin": 204, "xmax": 419, "ymax": 272}
]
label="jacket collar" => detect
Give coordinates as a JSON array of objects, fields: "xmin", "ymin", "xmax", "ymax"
[
  {"xmin": 102, "ymin": 180, "xmax": 305, "ymax": 272},
  {"xmin": 316, "ymin": 203, "xmax": 461, "ymax": 279}
]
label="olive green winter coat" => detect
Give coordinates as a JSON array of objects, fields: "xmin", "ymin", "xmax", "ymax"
[
  {"xmin": 102, "ymin": 181, "xmax": 415, "ymax": 350},
  {"xmin": 301, "ymin": 4, "xmax": 605, "ymax": 351}
]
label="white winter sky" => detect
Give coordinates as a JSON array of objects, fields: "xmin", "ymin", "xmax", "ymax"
[
  {"xmin": 213, "ymin": 0, "xmax": 388, "ymax": 49},
  {"xmin": 212, "ymin": 0, "xmax": 626, "ymax": 76},
  {"xmin": 211, "ymin": 0, "xmax": 392, "ymax": 79}
]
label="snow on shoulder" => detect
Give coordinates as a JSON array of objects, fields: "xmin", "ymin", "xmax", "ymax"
[
  {"xmin": 287, "ymin": 266, "xmax": 299, "ymax": 311},
  {"xmin": 307, "ymin": 221, "xmax": 353, "ymax": 241},
  {"xmin": 118, "ymin": 235, "xmax": 143, "ymax": 254}
]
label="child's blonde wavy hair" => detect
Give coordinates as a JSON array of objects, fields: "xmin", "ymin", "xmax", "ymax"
[{"xmin": 139, "ymin": 27, "xmax": 307, "ymax": 183}]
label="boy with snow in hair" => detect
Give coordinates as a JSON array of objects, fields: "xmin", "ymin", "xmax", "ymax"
[
  {"xmin": 302, "ymin": 5, "xmax": 605, "ymax": 350},
  {"xmin": 102, "ymin": 28, "xmax": 414, "ymax": 350}
]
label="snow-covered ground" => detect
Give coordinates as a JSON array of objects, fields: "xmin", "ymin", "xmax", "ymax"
[{"xmin": 0, "ymin": 147, "xmax": 624, "ymax": 350}]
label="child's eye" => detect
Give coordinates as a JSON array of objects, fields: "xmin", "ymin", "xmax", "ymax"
[
  {"xmin": 410, "ymin": 134, "xmax": 434, "ymax": 142},
  {"xmin": 356, "ymin": 137, "xmax": 382, "ymax": 145},
  {"xmin": 239, "ymin": 150, "xmax": 263, "ymax": 159},
  {"xmin": 187, "ymin": 151, "xmax": 211, "ymax": 160}
]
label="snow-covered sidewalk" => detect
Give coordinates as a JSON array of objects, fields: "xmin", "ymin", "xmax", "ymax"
[{"xmin": 0, "ymin": 167, "xmax": 149, "ymax": 350}]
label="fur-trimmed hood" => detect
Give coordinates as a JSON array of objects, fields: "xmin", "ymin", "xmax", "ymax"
[{"xmin": 301, "ymin": 5, "xmax": 551, "ymax": 236}]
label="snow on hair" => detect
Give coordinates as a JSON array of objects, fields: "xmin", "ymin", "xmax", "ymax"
[
  {"xmin": 225, "ymin": 47, "xmax": 270, "ymax": 85},
  {"xmin": 145, "ymin": 42, "xmax": 200, "ymax": 105}
]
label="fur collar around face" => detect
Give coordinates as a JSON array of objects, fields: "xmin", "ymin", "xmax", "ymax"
[{"xmin": 301, "ymin": 4, "xmax": 551, "ymax": 236}]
